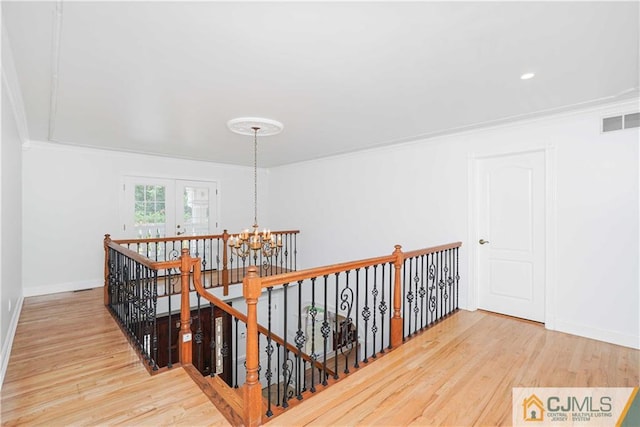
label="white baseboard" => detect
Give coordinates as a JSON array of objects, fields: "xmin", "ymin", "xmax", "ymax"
[
  {"xmin": 1, "ymin": 295, "xmax": 24, "ymax": 390},
  {"xmin": 23, "ymin": 279, "xmax": 102, "ymax": 297},
  {"xmin": 551, "ymin": 320, "xmax": 640, "ymax": 350}
]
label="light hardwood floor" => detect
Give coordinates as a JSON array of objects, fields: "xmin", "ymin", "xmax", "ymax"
[{"xmin": 2, "ymin": 288, "xmax": 638, "ymax": 426}]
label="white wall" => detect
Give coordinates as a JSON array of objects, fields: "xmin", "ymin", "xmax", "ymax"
[
  {"xmin": 1, "ymin": 82, "xmax": 23, "ymax": 351},
  {"xmin": 22, "ymin": 142, "xmax": 270, "ymax": 296},
  {"xmin": 268, "ymin": 100, "xmax": 640, "ymax": 349},
  {"xmin": 1, "ymin": 26, "xmax": 25, "ymax": 387}
]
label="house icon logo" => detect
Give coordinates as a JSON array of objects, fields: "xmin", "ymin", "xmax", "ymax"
[{"xmin": 523, "ymin": 394, "xmax": 544, "ymax": 421}]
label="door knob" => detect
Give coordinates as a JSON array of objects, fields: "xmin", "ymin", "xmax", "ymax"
[{"xmin": 479, "ymin": 239, "xmax": 490, "ymax": 245}]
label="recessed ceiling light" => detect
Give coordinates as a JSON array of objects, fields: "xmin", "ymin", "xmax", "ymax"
[{"xmin": 520, "ymin": 72, "xmax": 535, "ymax": 80}]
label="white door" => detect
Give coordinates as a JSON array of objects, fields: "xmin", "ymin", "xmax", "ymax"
[
  {"xmin": 477, "ymin": 151, "xmax": 545, "ymax": 322},
  {"xmin": 121, "ymin": 177, "xmax": 218, "ymax": 239}
]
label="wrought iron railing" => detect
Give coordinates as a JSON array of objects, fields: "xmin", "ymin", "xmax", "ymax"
[
  {"xmin": 401, "ymin": 245, "xmax": 460, "ymax": 339},
  {"xmin": 104, "ymin": 243, "xmax": 177, "ymax": 373},
  {"xmin": 184, "ymin": 242, "xmax": 462, "ymax": 425},
  {"xmin": 103, "ymin": 229, "xmax": 299, "ymax": 375},
  {"xmin": 106, "ymin": 229, "xmax": 299, "ymax": 296},
  {"xmin": 104, "ymin": 235, "xmax": 461, "ymax": 426}
]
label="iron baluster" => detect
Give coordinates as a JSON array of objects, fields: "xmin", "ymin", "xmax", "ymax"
[
  {"xmin": 195, "ymin": 294, "xmax": 203, "ymax": 374},
  {"xmin": 309, "ymin": 277, "xmax": 317, "ymax": 393},
  {"xmin": 455, "ymin": 247, "xmax": 460, "ymax": 310},
  {"xmin": 167, "ymin": 269, "xmax": 173, "ymax": 369},
  {"xmin": 428, "ymin": 253, "xmax": 436, "ymax": 326},
  {"xmin": 282, "ymin": 357, "xmax": 294, "ymax": 409},
  {"xmin": 402, "ymin": 258, "xmax": 407, "ymax": 341},
  {"xmin": 284, "ymin": 233, "xmax": 288, "ymax": 271},
  {"xmin": 295, "ymin": 280, "xmax": 305, "ymax": 400},
  {"xmin": 361, "ymin": 267, "xmax": 369, "ymax": 364},
  {"xmin": 371, "ymin": 265, "xmax": 378, "ymax": 360},
  {"xmin": 151, "ymin": 268, "xmax": 159, "ymax": 370},
  {"xmin": 407, "ymin": 258, "xmax": 413, "ymax": 337},
  {"xmin": 439, "ymin": 251, "xmax": 444, "ymax": 322},
  {"xmin": 234, "ymin": 317, "xmax": 239, "ymax": 387},
  {"xmin": 413, "ymin": 258, "xmax": 420, "ymax": 334},
  {"xmin": 450, "ymin": 249, "xmax": 455, "ymax": 314},
  {"xmin": 209, "ymin": 303, "xmax": 215, "ymax": 377},
  {"xmin": 321, "ymin": 275, "xmax": 329, "ymax": 386},
  {"xmin": 379, "ymin": 263, "xmax": 387, "ymax": 353},
  {"xmin": 443, "ymin": 250, "xmax": 450, "ymax": 317},
  {"xmin": 418, "ymin": 256, "xmax": 425, "ymax": 331},
  {"xmin": 340, "ymin": 270, "xmax": 354, "ymax": 374},
  {"xmin": 334, "ymin": 273, "xmax": 339, "ymax": 379},
  {"xmin": 354, "ymin": 269, "xmax": 360, "ymax": 369},
  {"xmin": 302, "ymin": 360, "xmax": 308, "ymax": 392},
  {"xmin": 266, "ymin": 287, "xmax": 273, "ymax": 416},
  {"xmin": 282, "ymin": 283, "xmax": 290, "ymax": 408},
  {"xmin": 276, "ymin": 342, "xmax": 281, "ymax": 406}
]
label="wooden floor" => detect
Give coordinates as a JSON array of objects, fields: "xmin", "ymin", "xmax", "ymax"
[
  {"xmin": 0, "ymin": 288, "xmax": 229, "ymax": 426},
  {"xmin": 2, "ymin": 289, "xmax": 638, "ymax": 426}
]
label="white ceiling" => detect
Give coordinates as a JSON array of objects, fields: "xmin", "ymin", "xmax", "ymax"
[{"xmin": 3, "ymin": 1, "xmax": 639, "ymax": 167}]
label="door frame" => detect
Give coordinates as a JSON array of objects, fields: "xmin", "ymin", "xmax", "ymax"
[{"xmin": 467, "ymin": 145, "xmax": 557, "ymax": 329}]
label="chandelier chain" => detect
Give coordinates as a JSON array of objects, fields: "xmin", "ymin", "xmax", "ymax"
[
  {"xmin": 227, "ymin": 121, "xmax": 283, "ymax": 259},
  {"xmin": 253, "ymin": 127, "xmax": 258, "ymax": 228}
]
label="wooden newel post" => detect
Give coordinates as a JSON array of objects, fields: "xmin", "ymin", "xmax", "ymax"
[
  {"xmin": 243, "ymin": 266, "xmax": 262, "ymax": 427},
  {"xmin": 390, "ymin": 244, "xmax": 404, "ymax": 349},
  {"xmin": 179, "ymin": 248, "xmax": 193, "ymax": 365},
  {"xmin": 222, "ymin": 229, "xmax": 230, "ymax": 296},
  {"xmin": 103, "ymin": 234, "xmax": 111, "ymax": 306}
]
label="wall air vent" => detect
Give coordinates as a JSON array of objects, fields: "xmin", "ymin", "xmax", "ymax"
[{"xmin": 602, "ymin": 112, "xmax": 640, "ymax": 133}]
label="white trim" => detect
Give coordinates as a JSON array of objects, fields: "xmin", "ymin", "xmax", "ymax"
[
  {"xmin": 554, "ymin": 320, "xmax": 640, "ymax": 350},
  {"xmin": 465, "ymin": 155, "xmax": 479, "ymax": 311},
  {"xmin": 467, "ymin": 146, "xmax": 557, "ymax": 325},
  {"xmin": 0, "ymin": 296, "xmax": 24, "ymax": 390},
  {"xmin": 1, "ymin": 20, "xmax": 30, "ymax": 146},
  {"xmin": 23, "ymin": 280, "xmax": 101, "ymax": 298},
  {"xmin": 543, "ymin": 145, "xmax": 558, "ymax": 330}
]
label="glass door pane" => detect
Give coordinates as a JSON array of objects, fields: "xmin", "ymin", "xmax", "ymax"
[
  {"xmin": 135, "ymin": 183, "xmax": 167, "ymax": 238},
  {"xmin": 176, "ymin": 180, "xmax": 218, "ymax": 236},
  {"xmin": 121, "ymin": 176, "xmax": 176, "ymax": 239}
]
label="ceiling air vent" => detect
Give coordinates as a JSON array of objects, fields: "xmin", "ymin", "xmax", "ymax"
[{"xmin": 602, "ymin": 112, "xmax": 639, "ymax": 133}]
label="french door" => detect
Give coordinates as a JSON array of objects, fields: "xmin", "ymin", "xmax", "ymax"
[{"xmin": 121, "ymin": 176, "xmax": 218, "ymax": 239}]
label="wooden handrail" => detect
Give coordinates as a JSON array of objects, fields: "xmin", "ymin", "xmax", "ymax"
[
  {"xmin": 256, "ymin": 242, "xmax": 461, "ymax": 290},
  {"xmin": 402, "ymin": 241, "xmax": 462, "ymax": 260},
  {"xmin": 111, "ymin": 229, "xmax": 300, "ymax": 245},
  {"xmin": 259, "ymin": 254, "xmax": 396, "ymax": 288},
  {"xmin": 190, "ymin": 256, "xmax": 334, "ymax": 377},
  {"xmin": 106, "ymin": 240, "xmax": 181, "ymax": 270}
]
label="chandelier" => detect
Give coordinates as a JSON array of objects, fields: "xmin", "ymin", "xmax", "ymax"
[{"xmin": 227, "ymin": 118, "xmax": 284, "ymax": 258}]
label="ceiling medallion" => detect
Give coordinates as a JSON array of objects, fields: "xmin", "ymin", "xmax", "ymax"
[{"xmin": 227, "ymin": 117, "xmax": 284, "ymax": 136}]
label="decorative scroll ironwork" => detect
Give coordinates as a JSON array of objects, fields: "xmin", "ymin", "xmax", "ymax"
[{"xmin": 106, "ymin": 248, "xmax": 160, "ymax": 371}]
